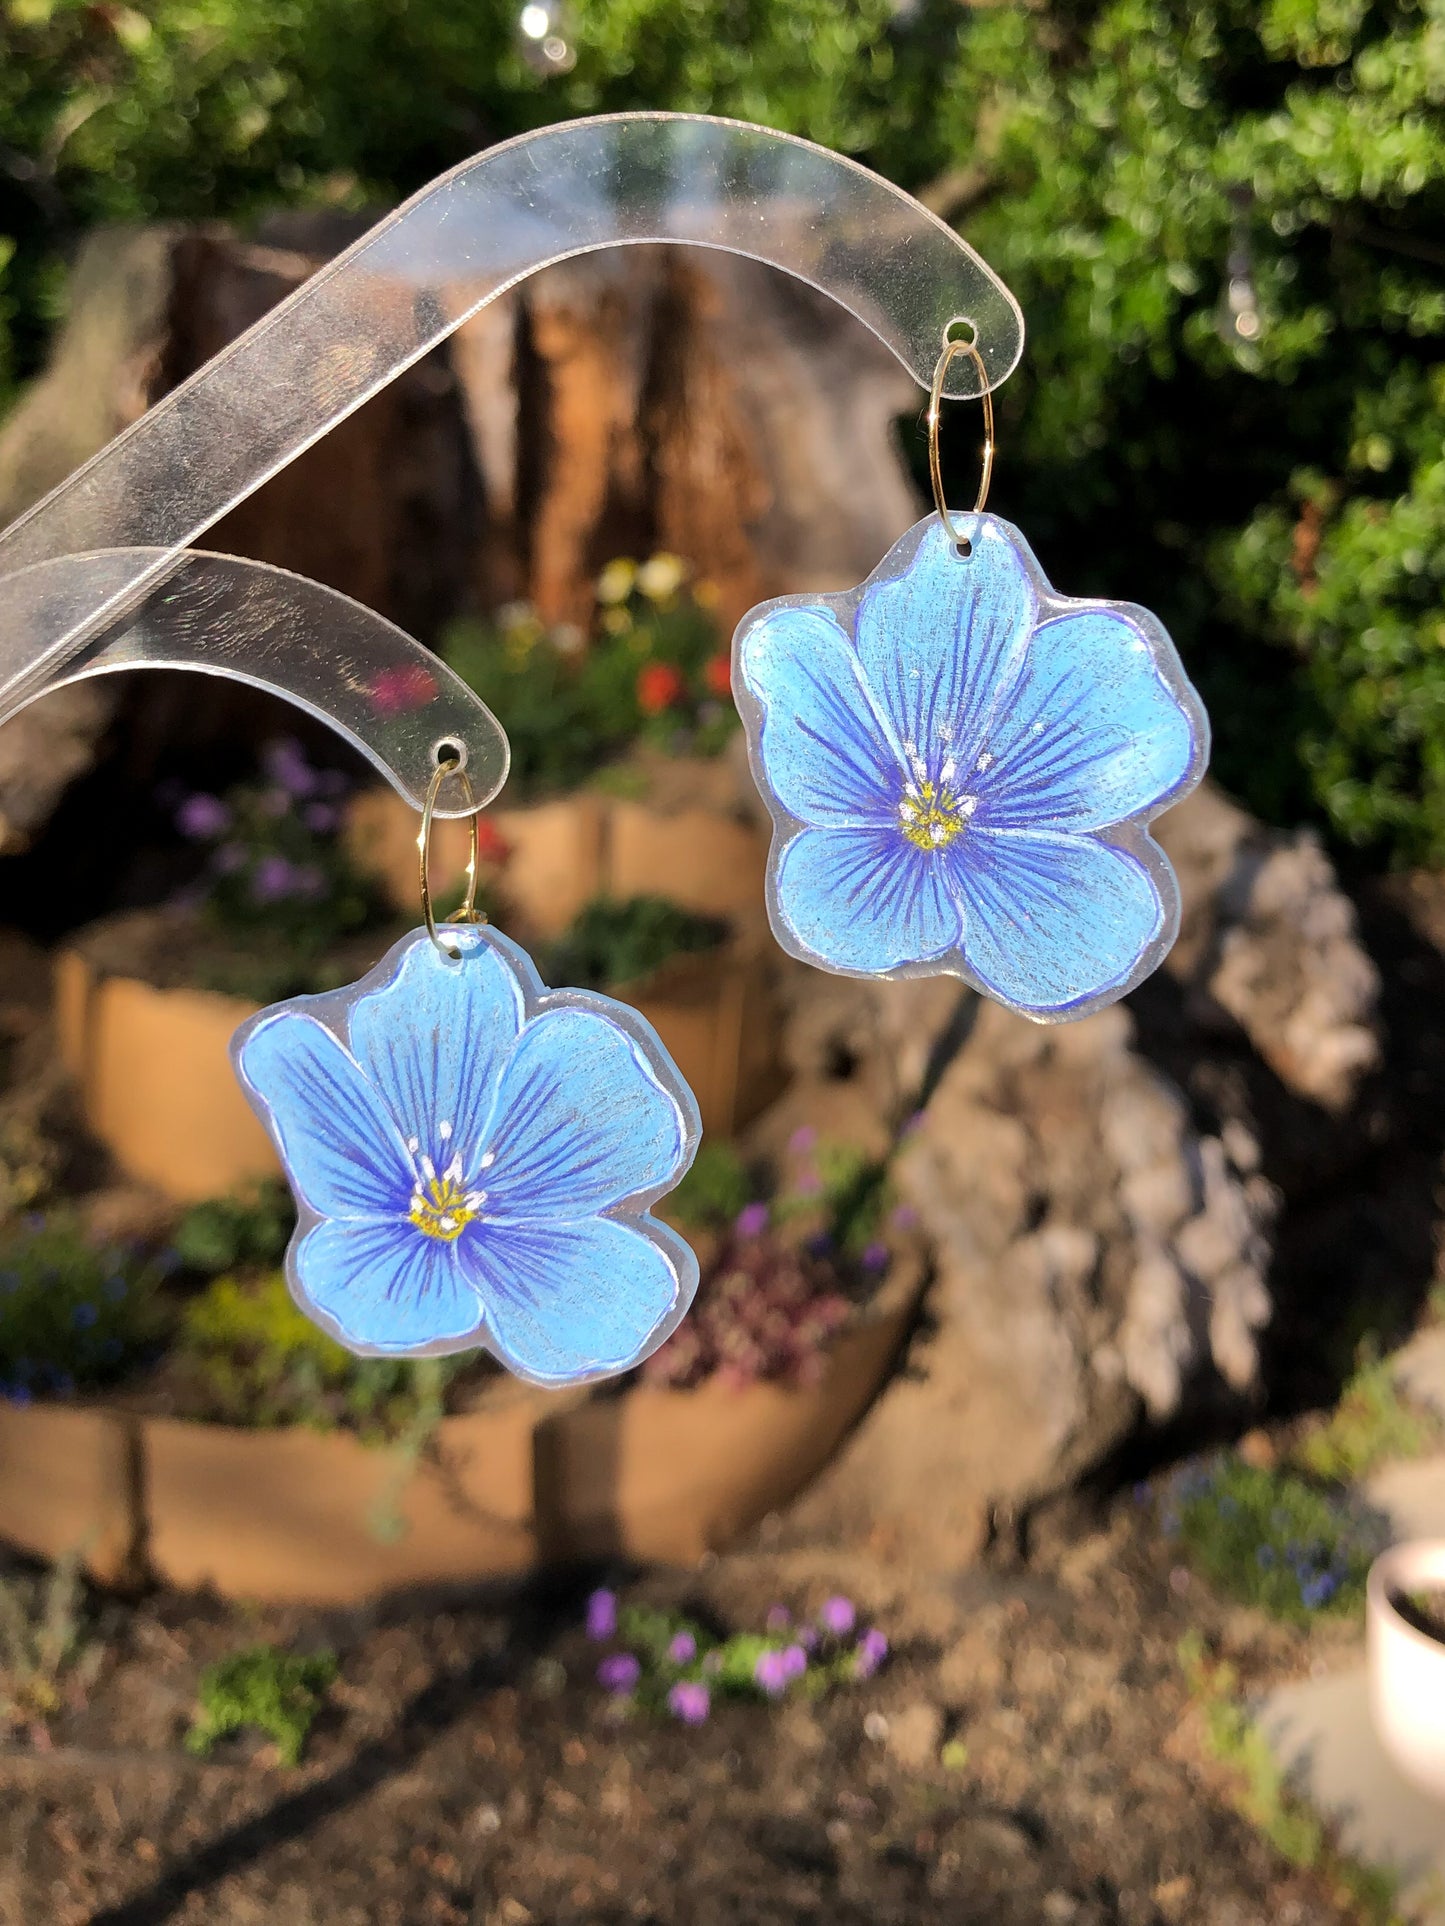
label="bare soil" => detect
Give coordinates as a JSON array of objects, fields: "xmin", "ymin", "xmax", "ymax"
[{"xmin": 0, "ymin": 1494, "xmax": 1366, "ymax": 1926}]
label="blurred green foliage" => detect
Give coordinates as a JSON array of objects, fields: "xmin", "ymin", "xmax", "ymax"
[
  {"xmin": 1168, "ymin": 1453, "xmax": 1385, "ymax": 1623},
  {"xmin": 540, "ymin": 893, "xmax": 726, "ymax": 990},
  {"xmin": 442, "ymin": 557, "xmax": 733, "ymax": 799},
  {"xmin": 179, "ymin": 1268, "xmax": 465, "ymax": 1439},
  {"xmin": 666, "ymin": 1139, "xmax": 753, "ymax": 1229},
  {"xmin": 186, "ymin": 1642, "xmax": 336, "ymax": 1766},
  {"xmin": 0, "ymin": 1213, "xmax": 162, "ymax": 1398},
  {"xmin": 2, "ymin": 0, "xmax": 1442, "ymax": 858},
  {"xmin": 172, "ymin": 1177, "xmax": 295, "ymax": 1276}
]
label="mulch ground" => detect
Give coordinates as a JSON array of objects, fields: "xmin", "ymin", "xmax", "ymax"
[{"xmin": 0, "ymin": 1490, "xmax": 1365, "ymax": 1926}]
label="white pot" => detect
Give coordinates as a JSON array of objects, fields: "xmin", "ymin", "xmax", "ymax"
[{"xmin": 1367, "ymin": 1539, "xmax": 1445, "ymax": 1803}]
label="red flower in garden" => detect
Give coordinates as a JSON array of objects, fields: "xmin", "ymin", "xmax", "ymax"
[
  {"xmin": 637, "ymin": 663, "xmax": 686, "ymax": 714},
  {"xmin": 704, "ymin": 653, "xmax": 733, "ymax": 698}
]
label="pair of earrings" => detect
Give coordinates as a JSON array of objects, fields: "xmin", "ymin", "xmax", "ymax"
[{"xmin": 234, "ymin": 332, "xmax": 1208, "ymax": 1384}]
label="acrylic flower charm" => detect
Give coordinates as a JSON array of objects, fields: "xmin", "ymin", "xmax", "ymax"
[
  {"xmin": 232, "ymin": 925, "xmax": 700, "ymax": 1384},
  {"xmin": 733, "ymin": 513, "xmax": 1208, "ymax": 1019}
]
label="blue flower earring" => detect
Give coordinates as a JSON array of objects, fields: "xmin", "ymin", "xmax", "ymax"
[
  {"xmin": 733, "ymin": 334, "xmax": 1209, "ymax": 1021},
  {"xmin": 231, "ymin": 758, "xmax": 701, "ymax": 1381}
]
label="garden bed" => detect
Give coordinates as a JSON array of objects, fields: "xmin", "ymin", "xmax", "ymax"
[
  {"xmin": 55, "ymin": 909, "xmax": 404, "ymax": 1202},
  {"xmin": 345, "ymin": 751, "xmax": 768, "ymax": 938},
  {"xmin": 0, "ymin": 1131, "xmax": 924, "ymax": 1603},
  {"xmin": 0, "ymin": 1256, "xmax": 921, "ymax": 1603}
]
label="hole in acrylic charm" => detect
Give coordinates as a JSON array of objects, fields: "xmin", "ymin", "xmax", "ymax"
[
  {"xmin": 231, "ymin": 924, "xmax": 701, "ymax": 1383},
  {"xmin": 731, "ymin": 512, "xmax": 1210, "ymax": 1022}
]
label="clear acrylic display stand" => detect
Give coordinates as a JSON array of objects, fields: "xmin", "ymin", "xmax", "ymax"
[{"xmin": 0, "ymin": 112, "xmax": 1022, "ymax": 814}]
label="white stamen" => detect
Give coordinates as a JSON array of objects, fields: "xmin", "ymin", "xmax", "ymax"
[
  {"xmin": 941, "ymin": 757, "xmax": 956, "ymax": 784},
  {"xmin": 975, "ymin": 751, "xmax": 995, "ymax": 773},
  {"xmin": 959, "ymin": 794, "xmax": 979, "ymax": 820},
  {"xmin": 479, "ymin": 1149, "xmax": 496, "ymax": 1170},
  {"xmin": 929, "ymin": 823, "xmax": 945, "ymax": 845},
  {"xmin": 421, "ymin": 1156, "xmax": 436, "ymax": 1182},
  {"xmin": 1031, "ymin": 721, "xmax": 1044, "ymax": 735},
  {"xmin": 904, "ymin": 780, "xmax": 920, "ymax": 802},
  {"xmin": 439, "ymin": 1215, "xmax": 456, "ymax": 1232},
  {"xmin": 464, "ymin": 1190, "xmax": 486, "ymax": 1210},
  {"xmin": 407, "ymin": 1135, "xmax": 420, "ymax": 1154},
  {"xmin": 439, "ymin": 1119, "xmax": 453, "ymax": 1140},
  {"xmin": 444, "ymin": 1155, "xmax": 462, "ymax": 1183}
]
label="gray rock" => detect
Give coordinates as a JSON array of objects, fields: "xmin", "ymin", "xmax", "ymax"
[
  {"xmin": 1155, "ymin": 783, "xmax": 1380, "ymax": 1112},
  {"xmin": 790, "ymin": 991, "xmax": 1276, "ymax": 1560}
]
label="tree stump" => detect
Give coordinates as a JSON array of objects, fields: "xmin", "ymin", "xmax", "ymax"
[{"xmin": 0, "ymin": 213, "xmax": 919, "ymax": 845}]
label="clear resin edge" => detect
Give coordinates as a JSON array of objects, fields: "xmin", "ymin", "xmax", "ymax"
[
  {"xmin": 230, "ymin": 923, "xmax": 702, "ymax": 1387},
  {"xmin": 731, "ymin": 512, "xmax": 1210, "ymax": 1023}
]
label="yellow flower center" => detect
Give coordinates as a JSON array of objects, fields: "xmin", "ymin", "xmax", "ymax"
[
  {"xmin": 408, "ymin": 1159, "xmax": 484, "ymax": 1242},
  {"xmin": 897, "ymin": 777, "xmax": 976, "ymax": 852}
]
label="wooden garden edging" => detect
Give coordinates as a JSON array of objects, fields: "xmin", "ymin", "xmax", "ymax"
[
  {"xmin": 55, "ymin": 950, "xmax": 280, "ymax": 1202},
  {"xmin": 55, "ymin": 913, "xmax": 782, "ymax": 1199},
  {"xmin": 0, "ymin": 1259, "xmax": 923, "ymax": 1604},
  {"xmin": 344, "ymin": 769, "xmax": 770, "ymax": 936}
]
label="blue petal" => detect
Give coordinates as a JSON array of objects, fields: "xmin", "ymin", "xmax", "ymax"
[
  {"xmin": 737, "ymin": 606, "xmax": 900, "ymax": 826},
  {"xmin": 953, "ymin": 829, "xmax": 1165, "ymax": 1014},
  {"xmin": 236, "ymin": 1011, "xmax": 413, "ymax": 1219},
  {"xmin": 295, "ymin": 1216, "xmax": 484, "ymax": 1353},
  {"xmin": 480, "ymin": 1007, "xmax": 688, "ymax": 1222},
  {"xmin": 348, "ymin": 929, "xmax": 522, "ymax": 1173},
  {"xmin": 853, "ymin": 517, "xmax": 1035, "ymax": 781},
  {"xmin": 774, "ymin": 825, "xmax": 963, "ymax": 974},
  {"xmin": 972, "ymin": 608, "xmax": 1200, "ymax": 832},
  {"xmin": 459, "ymin": 1215, "xmax": 683, "ymax": 1385}
]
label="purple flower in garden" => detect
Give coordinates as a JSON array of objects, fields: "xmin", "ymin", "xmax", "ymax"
[
  {"xmin": 754, "ymin": 1650, "xmax": 792, "ymax": 1697},
  {"xmin": 586, "ymin": 1589, "xmax": 618, "ymax": 1640},
  {"xmin": 176, "ymin": 793, "xmax": 232, "ymax": 840},
  {"xmin": 818, "ymin": 1595, "xmax": 856, "ymax": 1637},
  {"xmin": 735, "ymin": 1202, "xmax": 769, "ymax": 1239},
  {"xmin": 252, "ymin": 854, "xmax": 300, "ymax": 903},
  {"xmin": 780, "ymin": 1644, "xmax": 808, "ymax": 1681},
  {"xmin": 788, "ymin": 1126, "xmax": 818, "ymax": 1155},
  {"xmin": 854, "ymin": 1628, "xmax": 889, "ymax": 1679},
  {"xmin": 668, "ymin": 1681, "xmax": 711, "ymax": 1725},
  {"xmin": 799, "ymin": 1625, "xmax": 819, "ymax": 1652},
  {"xmin": 263, "ymin": 737, "xmax": 321, "ymax": 799},
  {"xmin": 304, "ymin": 801, "xmax": 339, "ymax": 835},
  {"xmin": 860, "ymin": 1242, "xmax": 889, "ymax": 1272},
  {"xmin": 597, "ymin": 1653, "xmax": 641, "ymax": 1695},
  {"xmin": 668, "ymin": 1632, "xmax": 697, "ymax": 1665},
  {"xmin": 765, "ymin": 1605, "xmax": 791, "ymax": 1632},
  {"xmin": 890, "ymin": 1203, "xmax": 919, "ymax": 1231}
]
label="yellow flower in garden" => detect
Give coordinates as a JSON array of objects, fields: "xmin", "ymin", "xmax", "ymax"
[
  {"xmin": 637, "ymin": 553, "xmax": 687, "ymax": 603},
  {"xmin": 601, "ymin": 607, "xmax": 633, "ymax": 637},
  {"xmin": 597, "ymin": 558, "xmax": 636, "ymax": 605}
]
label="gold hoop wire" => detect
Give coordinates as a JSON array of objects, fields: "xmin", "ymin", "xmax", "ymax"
[
  {"xmin": 419, "ymin": 754, "xmax": 485, "ymax": 960},
  {"xmin": 927, "ymin": 332, "xmax": 996, "ymax": 548}
]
